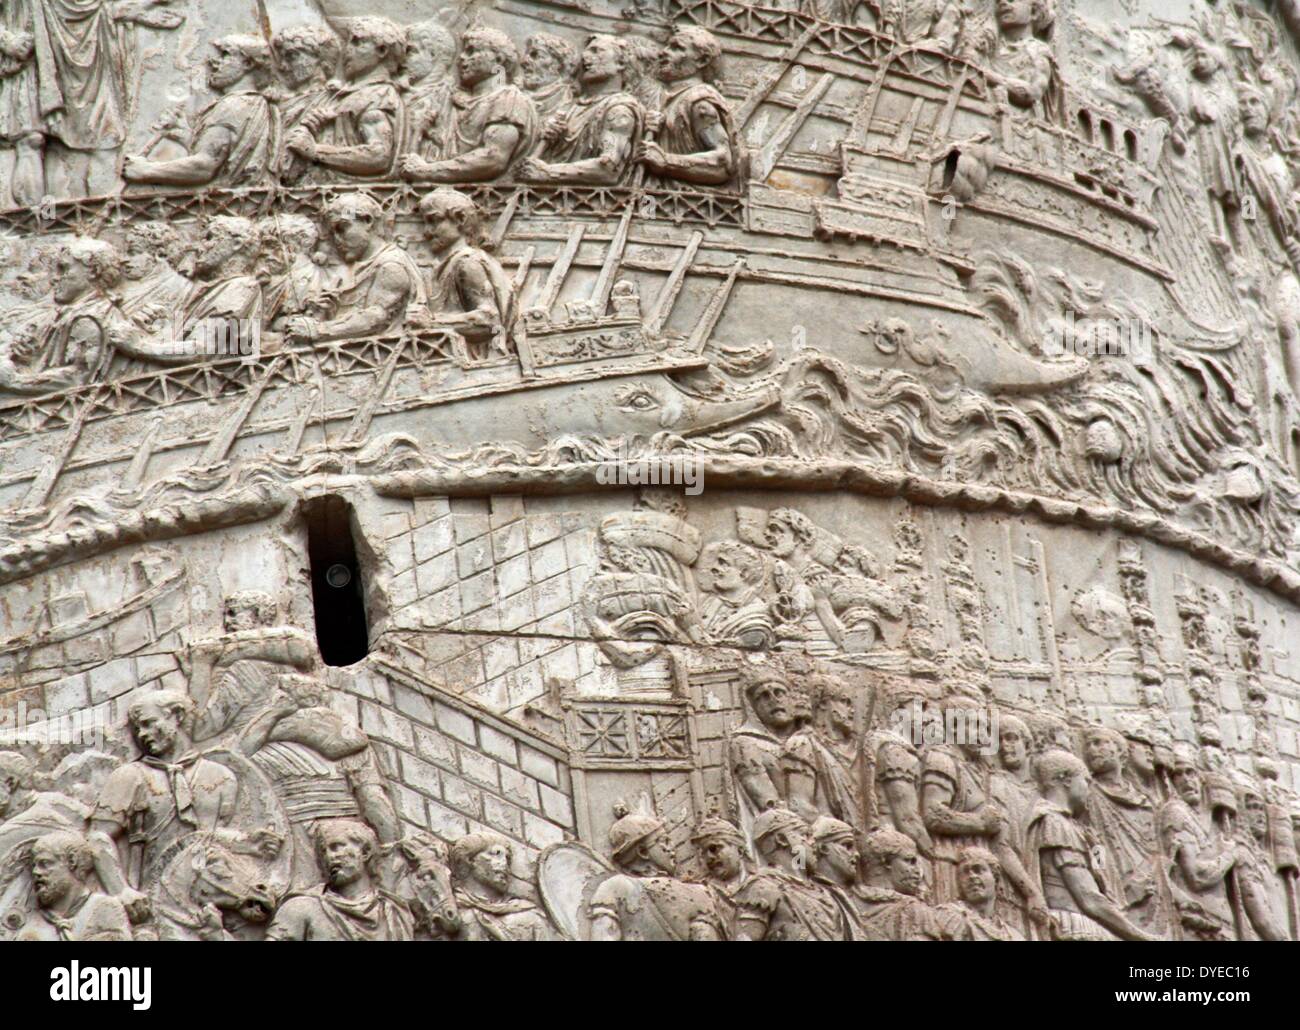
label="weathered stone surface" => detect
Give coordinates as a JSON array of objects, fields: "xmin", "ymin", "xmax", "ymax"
[{"xmin": 0, "ymin": 0, "xmax": 1298, "ymax": 942}]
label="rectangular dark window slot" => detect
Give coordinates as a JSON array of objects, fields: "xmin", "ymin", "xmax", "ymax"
[{"xmin": 302, "ymin": 496, "xmax": 369, "ymax": 666}]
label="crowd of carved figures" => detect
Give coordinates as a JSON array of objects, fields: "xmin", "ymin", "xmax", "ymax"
[
  {"xmin": 0, "ymin": 189, "xmax": 534, "ymax": 395},
  {"xmin": 0, "ymin": 13, "xmax": 756, "ymax": 396},
  {"xmin": 3, "ymin": 623, "xmax": 1299, "ymax": 940},
  {"xmin": 0, "ymin": 13, "xmax": 745, "ymax": 205},
  {"xmin": 0, "ymin": 2, "xmax": 1075, "ymax": 203}
]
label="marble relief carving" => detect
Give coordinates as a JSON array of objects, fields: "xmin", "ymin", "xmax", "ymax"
[{"xmin": 0, "ymin": 0, "xmax": 1297, "ymax": 942}]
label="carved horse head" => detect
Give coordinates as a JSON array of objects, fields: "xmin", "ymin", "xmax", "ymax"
[
  {"xmin": 399, "ymin": 835, "xmax": 461, "ymax": 937},
  {"xmin": 155, "ymin": 833, "xmax": 279, "ymax": 940}
]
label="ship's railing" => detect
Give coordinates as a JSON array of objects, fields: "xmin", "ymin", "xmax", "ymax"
[
  {"xmin": 0, "ymin": 330, "xmax": 460, "ymax": 442},
  {"xmin": 0, "ymin": 181, "xmax": 746, "ymax": 237},
  {"xmin": 0, "ymin": 307, "xmax": 683, "ymax": 442},
  {"xmin": 671, "ymin": 0, "xmax": 1156, "ymax": 187},
  {"xmin": 671, "ymin": 0, "xmax": 973, "ymax": 89}
]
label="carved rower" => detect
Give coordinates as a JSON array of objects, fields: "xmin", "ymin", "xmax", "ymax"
[
  {"xmin": 398, "ymin": 27, "xmax": 537, "ymax": 183},
  {"xmin": 398, "ymin": 21, "xmax": 457, "ymax": 163},
  {"xmin": 410, "ymin": 188, "xmax": 520, "ymax": 361},
  {"xmin": 112, "ymin": 216, "xmax": 263, "ymax": 365},
  {"xmin": 271, "ymin": 24, "xmax": 342, "ymax": 186},
  {"xmin": 637, "ymin": 28, "xmax": 739, "ymax": 187},
  {"xmin": 520, "ymin": 33, "xmax": 576, "ymax": 122},
  {"xmin": 284, "ymin": 17, "xmax": 406, "ymax": 183},
  {"xmin": 123, "ymin": 35, "xmax": 279, "ymax": 189},
  {"xmin": 517, "ymin": 34, "xmax": 644, "ymax": 187},
  {"xmin": 0, "ymin": 237, "xmax": 129, "ymax": 393},
  {"xmin": 285, "ymin": 193, "xmax": 425, "ymax": 345}
]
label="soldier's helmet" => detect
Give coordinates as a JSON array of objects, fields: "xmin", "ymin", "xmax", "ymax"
[
  {"xmin": 751, "ymin": 807, "xmax": 809, "ymax": 849},
  {"xmin": 608, "ymin": 802, "xmax": 664, "ymax": 860},
  {"xmin": 690, "ymin": 816, "xmax": 744, "ymax": 848}
]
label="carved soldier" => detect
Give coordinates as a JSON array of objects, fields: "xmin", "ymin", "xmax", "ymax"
[
  {"xmin": 806, "ymin": 816, "xmax": 875, "ymax": 936},
  {"xmin": 266, "ymin": 819, "xmax": 414, "ymax": 941},
  {"xmin": 636, "ymin": 28, "xmax": 738, "ymax": 187},
  {"xmin": 271, "ymin": 24, "xmax": 342, "ymax": 185},
  {"xmin": 92, "ymin": 690, "xmax": 238, "ymax": 896},
  {"xmin": 1114, "ymin": 715, "xmax": 1173, "ymax": 805},
  {"xmin": 1025, "ymin": 710, "xmax": 1073, "ymax": 754},
  {"xmin": 1159, "ymin": 747, "xmax": 1239, "ymax": 940},
  {"xmin": 728, "ymin": 663, "xmax": 797, "ymax": 827},
  {"xmin": 863, "ymin": 679, "xmax": 932, "ymax": 857},
  {"xmin": 688, "ymin": 816, "xmax": 749, "ymax": 939},
  {"xmin": 111, "ymin": 216, "xmax": 263, "ymax": 366},
  {"xmin": 987, "ymin": 710, "xmax": 1034, "ymax": 851},
  {"xmin": 1234, "ymin": 773, "xmax": 1291, "ymax": 940},
  {"xmin": 444, "ymin": 832, "xmax": 557, "ymax": 941},
  {"xmin": 398, "ymin": 21, "xmax": 457, "ymax": 162},
  {"xmin": 854, "ymin": 826, "xmax": 947, "ymax": 940},
  {"xmin": 17, "ymin": 831, "xmax": 132, "ymax": 942},
  {"xmin": 696, "ymin": 541, "xmax": 775, "ymax": 650},
  {"xmin": 1081, "ymin": 724, "xmax": 1173, "ymax": 938},
  {"xmin": 588, "ymin": 805, "xmax": 723, "ymax": 940},
  {"xmin": 733, "ymin": 808, "xmax": 857, "ymax": 940},
  {"xmin": 984, "ymin": 0, "xmax": 1062, "ymax": 123},
  {"xmin": 398, "ymin": 27, "xmax": 537, "ymax": 183},
  {"xmin": 123, "ymin": 35, "xmax": 279, "ymax": 189},
  {"xmin": 285, "ymin": 194, "xmax": 425, "ymax": 345},
  {"xmin": 410, "ymin": 188, "xmax": 519, "ymax": 361},
  {"xmin": 284, "ymin": 16, "xmax": 406, "ymax": 183},
  {"xmin": 920, "ymin": 694, "xmax": 1046, "ymax": 926},
  {"xmin": 809, "ymin": 816, "xmax": 860, "ymax": 893},
  {"xmin": 941, "ymin": 846, "xmax": 1025, "ymax": 941},
  {"xmin": 1, "ymin": 236, "xmax": 128, "ymax": 393},
  {"xmin": 1253, "ymin": 761, "xmax": 1300, "ymax": 939},
  {"xmin": 517, "ymin": 34, "xmax": 644, "ymax": 187},
  {"xmin": 1028, "ymin": 749, "xmax": 1161, "ymax": 941},
  {"xmin": 782, "ymin": 672, "xmax": 863, "ymax": 831},
  {"xmin": 520, "ymin": 33, "xmax": 576, "ymax": 122},
  {"xmin": 0, "ymin": 751, "xmax": 145, "ymax": 928}
]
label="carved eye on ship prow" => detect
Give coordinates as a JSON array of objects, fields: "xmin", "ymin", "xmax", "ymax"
[{"xmin": 614, "ymin": 384, "xmax": 663, "ymax": 413}]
